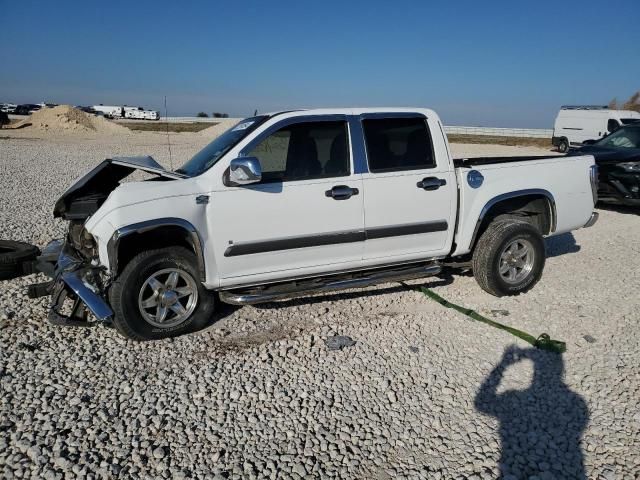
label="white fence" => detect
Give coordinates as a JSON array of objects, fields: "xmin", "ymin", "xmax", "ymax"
[
  {"xmin": 9, "ymin": 112, "xmax": 553, "ymax": 138},
  {"xmin": 159, "ymin": 116, "xmax": 237, "ymax": 123},
  {"xmin": 444, "ymin": 125, "xmax": 553, "ymax": 138},
  {"xmin": 160, "ymin": 117, "xmax": 553, "ymax": 138}
]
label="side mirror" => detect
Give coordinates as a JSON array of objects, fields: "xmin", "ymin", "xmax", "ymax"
[{"xmin": 227, "ymin": 157, "xmax": 262, "ymax": 186}]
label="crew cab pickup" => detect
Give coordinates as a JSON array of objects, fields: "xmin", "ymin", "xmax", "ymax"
[{"xmin": 11, "ymin": 108, "xmax": 599, "ymax": 340}]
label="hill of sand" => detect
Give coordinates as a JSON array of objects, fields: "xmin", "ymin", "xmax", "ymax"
[{"xmin": 10, "ymin": 105, "xmax": 130, "ymax": 135}]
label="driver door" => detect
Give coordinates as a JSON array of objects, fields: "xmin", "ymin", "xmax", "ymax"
[{"xmin": 211, "ymin": 116, "xmax": 365, "ymax": 286}]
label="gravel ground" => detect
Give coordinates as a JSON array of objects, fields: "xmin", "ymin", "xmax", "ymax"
[{"xmin": 1, "ymin": 131, "xmax": 639, "ymax": 479}]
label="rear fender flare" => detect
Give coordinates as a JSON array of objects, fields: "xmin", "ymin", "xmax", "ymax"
[{"xmin": 469, "ymin": 189, "xmax": 557, "ymax": 249}]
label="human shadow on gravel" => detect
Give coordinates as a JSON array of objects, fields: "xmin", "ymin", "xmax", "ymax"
[
  {"xmin": 545, "ymin": 232, "xmax": 581, "ymax": 258},
  {"xmin": 475, "ymin": 346, "xmax": 588, "ymax": 479}
]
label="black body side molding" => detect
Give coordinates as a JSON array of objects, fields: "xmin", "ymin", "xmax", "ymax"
[{"xmin": 224, "ymin": 221, "xmax": 448, "ymax": 257}]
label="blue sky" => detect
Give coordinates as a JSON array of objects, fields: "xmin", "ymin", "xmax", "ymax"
[{"xmin": 1, "ymin": 0, "xmax": 639, "ymax": 127}]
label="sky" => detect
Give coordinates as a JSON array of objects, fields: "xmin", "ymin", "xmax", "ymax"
[{"xmin": 1, "ymin": 0, "xmax": 639, "ymax": 128}]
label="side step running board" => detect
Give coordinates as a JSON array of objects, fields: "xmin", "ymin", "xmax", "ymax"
[{"xmin": 220, "ymin": 263, "xmax": 442, "ymax": 305}]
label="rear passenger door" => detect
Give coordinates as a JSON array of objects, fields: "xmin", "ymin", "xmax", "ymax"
[{"xmin": 360, "ymin": 114, "xmax": 456, "ymax": 262}]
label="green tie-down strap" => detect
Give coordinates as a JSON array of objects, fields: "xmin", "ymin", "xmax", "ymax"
[{"xmin": 409, "ymin": 285, "xmax": 566, "ymax": 354}]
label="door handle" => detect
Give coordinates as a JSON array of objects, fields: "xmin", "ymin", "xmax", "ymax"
[
  {"xmin": 325, "ymin": 185, "xmax": 359, "ymax": 200},
  {"xmin": 417, "ymin": 177, "xmax": 447, "ymax": 191}
]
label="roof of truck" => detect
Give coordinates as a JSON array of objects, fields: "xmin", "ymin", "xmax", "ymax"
[{"xmin": 263, "ymin": 107, "xmax": 438, "ymax": 117}]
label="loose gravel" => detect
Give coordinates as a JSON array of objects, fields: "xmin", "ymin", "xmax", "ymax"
[{"xmin": 1, "ymin": 131, "xmax": 639, "ymax": 479}]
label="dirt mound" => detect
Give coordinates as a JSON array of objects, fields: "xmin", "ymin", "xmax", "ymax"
[
  {"xmin": 13, "ymin": 105, "xmax": 130, "ymax": 135},
  {"xmin": 199, "ymin": 118, "xmax": 240, "ymax": 138}
]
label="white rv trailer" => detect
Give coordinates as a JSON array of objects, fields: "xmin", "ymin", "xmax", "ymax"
[
  {"xmin": 124, "ymin": 107, "xmax": 160, "ymax": 120},
  {"xmin": 92, "ymin": 105, "xmax": 125, "ymax": 118},
  {"xmin": 92, "ymin": 105, "xmax": 160, "ymax": 120}
]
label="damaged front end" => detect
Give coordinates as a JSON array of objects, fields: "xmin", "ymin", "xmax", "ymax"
[
  {"xmin": 25, "ymin": 155, "xmax": 184, "ymax": 327},
  {"xmin": 30, "ymin": 229, "xmax": 113, "ymax": 328},
  {"xmin": 49, "ymin": 239, "xmax": 113, "ymax": 327}
]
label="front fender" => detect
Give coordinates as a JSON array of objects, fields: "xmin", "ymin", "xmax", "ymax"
[{"xmin": 105, "ymin": 218, "xmax": 207, "ymax": 281}]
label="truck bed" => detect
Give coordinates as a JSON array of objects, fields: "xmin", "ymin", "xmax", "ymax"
[{"xmin": 452, "ymin": 153, "xmax": 595, "ymax": 257}]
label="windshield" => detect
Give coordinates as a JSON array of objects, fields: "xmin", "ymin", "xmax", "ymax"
[
  {"xmin": 596, "ymin": 126, "xmax": 640, "ymax": 149},
  {"xmin": 176, "ymin": 116, "xmax": 268, "ymax": 177}
]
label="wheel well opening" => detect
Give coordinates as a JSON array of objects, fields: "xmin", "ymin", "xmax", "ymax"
[
  {"xmin": 115, "ymin": 226, "xmax": 197, "ymax": 275},
  {"xmin": 474, "ymin": 194, "xmax": 553, "ymax": 248}
]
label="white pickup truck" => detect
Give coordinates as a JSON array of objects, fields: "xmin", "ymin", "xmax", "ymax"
[{"xmin": 5, "ymin": 108, "xmax": 599, "ymax": 340}]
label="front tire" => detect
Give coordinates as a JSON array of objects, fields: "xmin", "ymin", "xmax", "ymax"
[
  {"xmin": 109, "ymin": 247, "xmax": 215, "ymax": 340},
  {"xmin": 472, "ymin": 220, "xmax": 545, "ymax": 297}
]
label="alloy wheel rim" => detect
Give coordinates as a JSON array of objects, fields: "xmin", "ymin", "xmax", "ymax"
[
  {"xmin": 138, "ymin": 268, "xmax": 198, "ymax": 328},
  {"xmin": 498, "ymin": 239, "xmax": 535, "ymax": 285}
]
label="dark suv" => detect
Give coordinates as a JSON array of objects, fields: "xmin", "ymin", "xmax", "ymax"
[{"xmin": 568, "ymin": 124, "xmax": 640, "ymax": 206}]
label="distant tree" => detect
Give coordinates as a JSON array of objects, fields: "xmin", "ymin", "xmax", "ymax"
[
  {"xmin": 222, "ymin": 113, "xmax": 229, "ymax": 118},
  {"xmin": 622, "ymin": 91, "xmax": 640, "ymax": 113},
  {"xmin": 608, "ymin": 98, "xmax": 618, "ymax": 109},
  {"xmin": 212, "ymin": 112, "xmax": 229, "ymax": 118},
  {"xmin": 196, "ymin": 112, "xmax": 209, "ymax": 118}
]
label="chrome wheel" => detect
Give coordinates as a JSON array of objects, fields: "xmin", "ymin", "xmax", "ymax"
[
  {"xmin": 137, "ymin": 268, "xmax": 198, "ymax": 328},
  {"xmin": 498, "ymin": 239, "xmax": 535, "ymax": 284}
]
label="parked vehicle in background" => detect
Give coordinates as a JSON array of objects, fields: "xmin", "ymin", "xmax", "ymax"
[
  {"xmin": 91, "ymin": 105, "xmax": 125, "ymax": 118},
  {"xmin": 124, "ymin": 107, "xmax": 160, "ymax": 120},
  {"xmin": 2, "ymin": 108, "xmax": 599, "ymax": 340},
  {"xmin": 1, "ymin": 103, "xmax": 17, "ymax": 113},
  {"xmin": 14, "ymin": 104, "xmax": 41, "ymax": 115},
  {"xmin": 568, "ymin": 123, "xmax": 640, "ymax": 206},
  {"xmin": 91, "ymin": 105, "xmax": 159, "ymax": 120},
  {"xmin": 553, "ymin": 106, "xmax": 640, "ymax": 153}
]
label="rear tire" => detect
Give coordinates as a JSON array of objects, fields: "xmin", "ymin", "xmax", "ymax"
[
  {"xmin": 557, "ymin": 138, "xmax": 569, "ymax": 153},
  {"xmin": 109, "ymin": 247, "xmax": 215, "ymax": 340},
  {"xmin": 472, "ymin": 220, "xmax": 545, "ymax": 297}
]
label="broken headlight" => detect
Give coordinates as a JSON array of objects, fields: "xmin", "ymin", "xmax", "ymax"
[{"xmin": 68, "ymin": 221, "xmax": 98, "ymax": 260}]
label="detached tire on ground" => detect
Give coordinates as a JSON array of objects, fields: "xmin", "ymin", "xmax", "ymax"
[
  {"xmin": 472, "ymin": 220, "xmax": 545, "ymax": 297},
  {"xmin": 109, "ymin": 247, "xmax": 216, "ymax": 340},
  {"xmin": 0, "ymin": 240, "xmax": 40, "ymax": 280}
]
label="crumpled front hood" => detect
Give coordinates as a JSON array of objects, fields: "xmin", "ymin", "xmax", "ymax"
[{"xmin": 53, "ymin": 156, "xmax": 185, "ymax": 219}]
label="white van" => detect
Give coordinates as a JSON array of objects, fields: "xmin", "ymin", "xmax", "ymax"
[{"xmin": 552, "ymin": 106, "xmax": 640, "ymax": 152}]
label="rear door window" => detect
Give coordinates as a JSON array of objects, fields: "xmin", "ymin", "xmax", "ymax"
[{"xmin": 362, "ymin": 117, "xmax": 435, "ymax": 172}]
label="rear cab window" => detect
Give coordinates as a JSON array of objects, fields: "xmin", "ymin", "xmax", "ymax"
[{"xmin": 361, "ymin": 117, "xmax": 435, "ymax": 172}]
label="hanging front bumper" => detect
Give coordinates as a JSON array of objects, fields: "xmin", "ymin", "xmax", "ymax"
[
  {"xmin": 56, "ymin": 269, "xmax": 114, "ymax": 322},
  {"xmin": 28, "ymin": 240, "xmax": 114, "ymax": 326}
]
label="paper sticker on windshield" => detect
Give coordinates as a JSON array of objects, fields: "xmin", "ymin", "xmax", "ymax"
[{"xmin": 232, "ymin": 121, "xmax": 254, "ymax": 131}]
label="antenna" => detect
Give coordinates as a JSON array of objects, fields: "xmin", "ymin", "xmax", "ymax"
[{"xmin": 164, "ymin": 95, "xmax": 173, "ymax": 170}]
